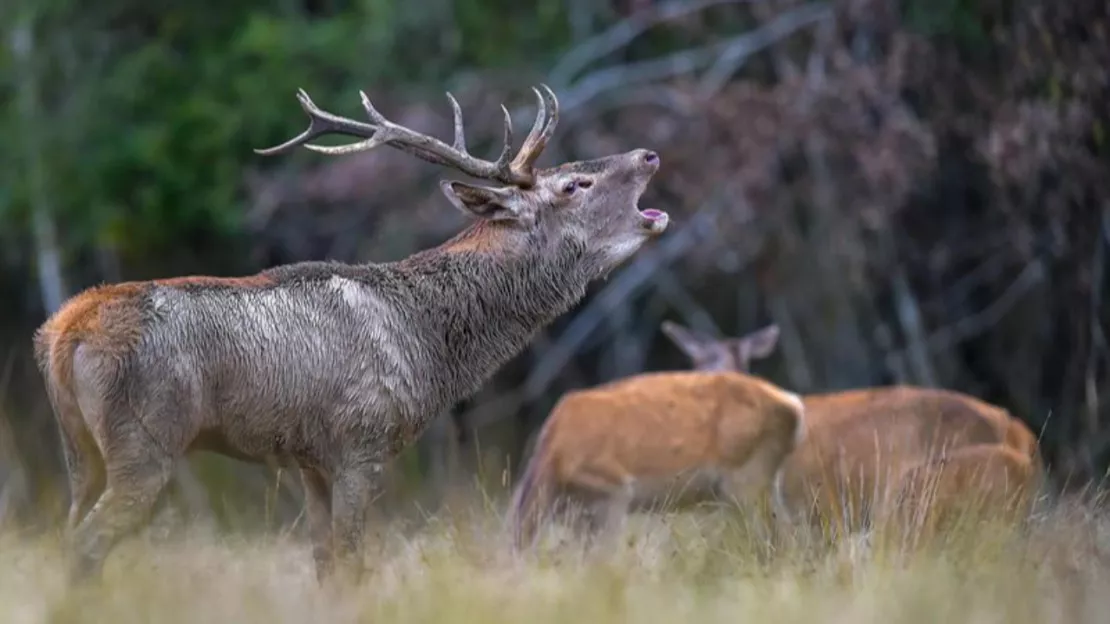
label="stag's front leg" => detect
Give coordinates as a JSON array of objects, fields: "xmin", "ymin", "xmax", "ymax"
[
  {"xmin": 330, "ymin": 461, "xmax": 386, "ymax": 583},
  {"xmin": 300, "ymin": 467, "xmax": 334, "ymax": 582}
]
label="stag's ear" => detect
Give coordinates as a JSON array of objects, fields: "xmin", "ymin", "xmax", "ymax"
[
  {"xmin": 440, "ymin": 180, "xmax": 529, "ymax": 224},
  {"xmin": 738, "ymin": 324, "xmax": 780, "ymax": 360}
]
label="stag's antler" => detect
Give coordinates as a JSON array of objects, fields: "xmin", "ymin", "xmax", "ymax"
[{"xmin": 255, "ymin": 85, "xmax": 559, "ymax": 188}]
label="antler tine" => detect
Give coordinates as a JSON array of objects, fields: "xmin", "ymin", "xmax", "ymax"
[
  {"xmin": 539, "ymin": 84, "xmax": 560, "ymax": 140},
  {"xmin": 535, "ymin": 84, "xmax": 560, "ymax": 153},
  {"xmin": 443, "ymin": 92, "xmax": 521, "ymax": 185},
  {"xmin": 254, "ymin": 89, "xmax": 379, "ymax": 156},
  {"xmin": 494, "ymin": 104, "xmax": 518, "ymax": 182},
  {"xmin": 300, "ymin": 90, "xmax": 393, "ymax": 155},
  {"xmin": 445, "ymin": 92, "xmax": 467, "ymax": 153},
  {"xmin": 509, "ymin": 87, "xmax": 548, "ymax": 172},
  {"xmin": 509, "ymin": 84, "xmax": 560, "ymax": 175},
  {"xmin": 259, "ymin": 86, "xmax": 543, "ymax": 187}
]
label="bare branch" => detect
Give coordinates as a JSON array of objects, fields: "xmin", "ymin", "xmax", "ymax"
[
  {"xmin": 550, "ymin": 0, "xmax": 760, "ymax": 88},
  {"xmin": 768, "ymin": 295, "xmax": 815, "ymax": 390},
  {"xmin": 697, "ymin": 3, "xmax": 833, "ymax": 98},
  {"xmin": 652, "ymin": 269, "xmax": 725, "ymax": 337},
  {"xmin": 556, "ymin": 85, "xmax": 697, "ymax": 136},
  {"xmin": 552, "ymin": 4, "xmax": 831, "ymax": 117},
  {"xmin": 890, "ymin": 267, "xmax": 937, "ymax": 387},
  {"xmin": 922, "ymin": 248, "xmax": 1011, "ymax": 315},
  {"xmin": 1085, "ymin": 217, "xmax": 1107, "ymax": 442},
  {"xmin": 921, "ymin": 259, "xmax": 1047, "ymax": 355}
]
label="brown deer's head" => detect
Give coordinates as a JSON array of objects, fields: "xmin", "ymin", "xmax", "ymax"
[
  {"xmin": 256, "ymin": 85, "xmax": 668, "ymax": 273},
  {"xmin": 660, "ymin": 321, "xmax": 780, "ymax": 372}
]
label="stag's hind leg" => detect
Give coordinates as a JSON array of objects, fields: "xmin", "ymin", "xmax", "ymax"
[
  {"xmin": 65, "ymin": 388, "xmax": 179, "ymax": 583},
  {"xmin": 52, "ymin": 393, "xmax": 106, "ymax": 534},
  {"xmin": 64, "ymin": 438, "xmax": 106, "ymax": 536},
  {"xmin": 68, "ymin": 445, "xmax": 174, "ymax": 582}
]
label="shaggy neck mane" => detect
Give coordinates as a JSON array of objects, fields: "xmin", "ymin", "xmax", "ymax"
[{"xmin": 389, "ymin": 220, "xmax": 595, "ymax": 406}]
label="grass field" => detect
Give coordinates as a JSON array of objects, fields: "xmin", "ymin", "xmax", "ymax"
[{"xmin": 2, "ymin": 492, "xmax": 1108, "ymax": 624}]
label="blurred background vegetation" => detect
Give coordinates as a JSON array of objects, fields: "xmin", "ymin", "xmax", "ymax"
[{"xmin": 0, "ymin": 0, "xmax": 1106, "ymax": 532}]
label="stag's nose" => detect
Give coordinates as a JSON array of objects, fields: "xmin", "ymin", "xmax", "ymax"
[{"xmin": 633, "ymin": 149, "xmax": 660, "ymax": 173}]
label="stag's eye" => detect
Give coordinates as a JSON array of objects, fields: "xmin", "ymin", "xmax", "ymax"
[{"xmin": 562, "ymin": 179, "xmax": 592, "ymax": 195}]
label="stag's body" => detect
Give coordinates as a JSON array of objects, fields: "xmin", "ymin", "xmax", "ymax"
[
  {"xmin": 49, "ymin": 250, "xmax": 592, "ymax": 466},
  {"xmin": 660, "ymin": 321, "xmax": 1044, "ymax": 533},
  {"xmin": 37, "ymin": 84, "xmax": 670, "ymax": 583}
]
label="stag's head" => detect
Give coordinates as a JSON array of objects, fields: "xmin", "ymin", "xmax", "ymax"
[
  {"xmin": 661, "ymin": 321, "xmax": 781, "ymax": 373},
  {"xmin": 256, "ymin": 85, "xmax": 668, "ymax": 273}
]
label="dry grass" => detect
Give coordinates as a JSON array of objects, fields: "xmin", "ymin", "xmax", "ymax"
[{"xmin": 2, "ymin": 492, "xmax": 1109, "ymax": 624}]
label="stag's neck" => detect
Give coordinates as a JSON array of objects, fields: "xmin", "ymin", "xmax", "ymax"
[{"xmin": 389, "ymin": 223, "xmax": 594, "ymax": 415}]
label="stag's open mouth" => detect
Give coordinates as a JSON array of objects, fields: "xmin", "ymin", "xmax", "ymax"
[{"xmin": 639, "ymin": 208, "xmax": 669, "ymax": 235}]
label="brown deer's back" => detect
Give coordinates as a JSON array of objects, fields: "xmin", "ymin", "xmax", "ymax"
[{"xmin": 540, "ymin": 371, "xmax": 803, "ymax": 493}]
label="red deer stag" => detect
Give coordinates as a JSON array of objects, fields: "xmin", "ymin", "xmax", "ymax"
[
  {"xmin": 34, "ymin": 84, "xmax": 670, "ymax": 583},
  {"xmin": 660, "ymin": 321, "xmax": 1044, "ymax": 535}
]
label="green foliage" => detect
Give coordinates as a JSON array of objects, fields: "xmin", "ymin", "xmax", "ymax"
[{"xmin": 1, "ymin": 0, "xmax": 573, "ymax": 270}]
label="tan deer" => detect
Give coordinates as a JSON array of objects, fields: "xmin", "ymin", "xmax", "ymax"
[
  {"xmin": 660, "ymin": 321, "xmax": 1044, "ymax": 534},
  {"xmin": 889, "ymin": 442, "xmax": 1039, "ymax": 537},
  {"xmin": 34, "ymin": 84, "xmax": 671, "ymax": 583},
  {"xmin": 508, "ymin": 368, "xmax": 806, "ymax": 551}
]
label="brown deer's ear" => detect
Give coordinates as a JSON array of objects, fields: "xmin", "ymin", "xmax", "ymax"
[
  {"xmin": 440, "ymin": 180, "xmax": 527, "ymax": 223},
  {"xmin": 660, "ymin": 321, "xmax": 715, "ymax": 358},
  {"xmin": 737, "ymin": 324, "xmax": 780, "ymax": 360}
]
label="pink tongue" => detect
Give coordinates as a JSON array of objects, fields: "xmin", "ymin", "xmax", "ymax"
[{"xmin": 640, "ymin": 209, "xmax": 664, "ymax": 220}]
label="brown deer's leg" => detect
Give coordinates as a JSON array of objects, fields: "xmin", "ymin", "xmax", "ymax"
[
  {"xmin": 562, "ymin": 479, "xmax": 633, "ymax": 554},
  {"xmin": 330, "ymin": 461, "xmax": 386, "ymax": 582},
  {"xmin": 577, "ymin": 492, "xmax": 632, "ymax": 554},
  {"xmin": 300, "ymin": 467, "xmax": 334, "ymax": 582}
]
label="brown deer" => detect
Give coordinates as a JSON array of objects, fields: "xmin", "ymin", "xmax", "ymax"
[
  {"xmin": 34, "ymin": 84, "xmax": 670, "ymax": 583},
  {"xmin": 660, "ymin": 321, "xmax": 1044, "ymax": 534},
  {"xmin": 508, "ymin": 369, "xmax": 806, "ymax": 551},
  {"xmin": 889, "ymin": 442, "xmax": 1039, "ymax": 538}
]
